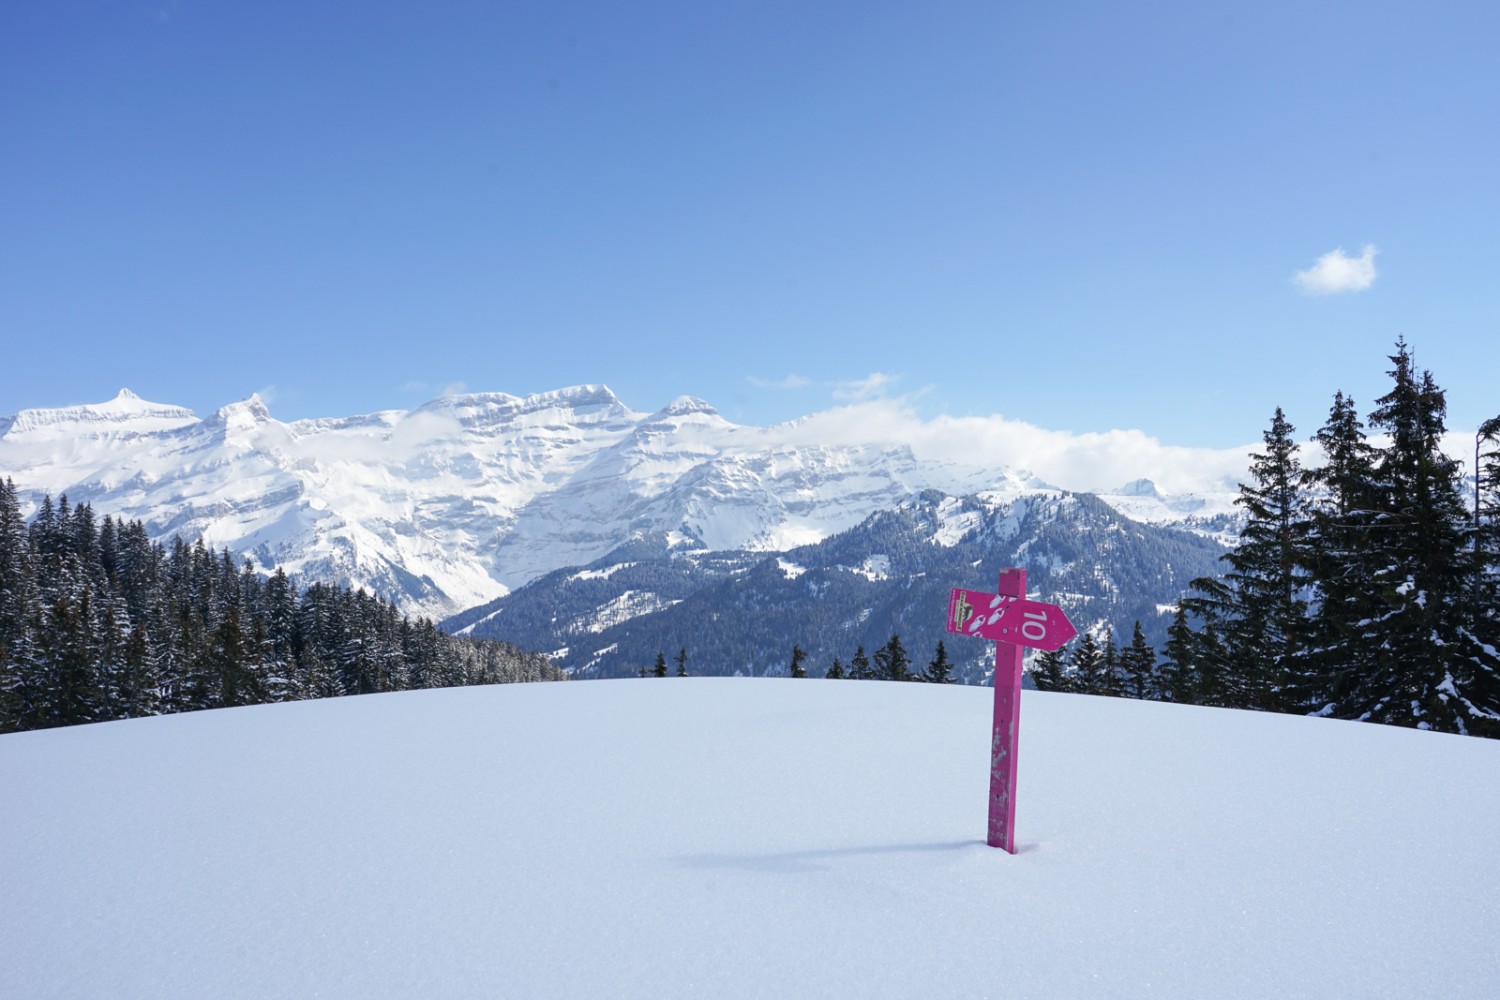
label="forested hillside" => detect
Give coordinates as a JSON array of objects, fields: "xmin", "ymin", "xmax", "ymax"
[{"xmin": 0, "ymin": 482, "xmax": 563, "ymax": 733}]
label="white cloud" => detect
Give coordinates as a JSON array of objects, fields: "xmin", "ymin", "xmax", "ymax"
[
  {"xmin": 1293, "ymin": 244, "xmax": 1378, "ymax": 295},
  {"xmin": 765, "ymin": 397, "xmax": 1251, "ymax": 497},
  {"xmin": 831, "ymin": 372, "xmax": 899, "ymax": 401},
  {"xmin": 747, "ymin": 374, "xmax": 812, "ymax": 390}
]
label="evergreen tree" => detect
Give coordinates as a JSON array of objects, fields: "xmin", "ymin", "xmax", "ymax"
[
  {"xmin": 116, "ymin": 618, "xmax": 162, "ymax": 718},
  {"xmin": 1121, "ymin": 621, "xmax": 1156, "ymax": 700},
  {"xmin": 1029, "ymin": 646, "xmax": 1068, "ymax": 692},
  {"xmin": 1470, "ymin": 416, "xmax": 1500, "ymax": 644},
  {"xmin": 0, "ymin": 479, "xmax": 39, "ymax": 729},
  {"xmin": 1333, "ymin": 342, "xmax": 1500, "ymax": 733},
  {"xmin": 96, "ymin": 592, "xmax": 135, "ymax": 719},
  {"xmin": 849, "ymin": 645, "xmax": 873, "ymax": 680},
  {"xmin": 825, "ymin": 657, "xmax": 846, "ymax": 680},
  {"xmin": 1302, "ymin": 391, "xmax": 1382, "ymax": 713},
  {"xmin": 923, "ymin": 640, "xmax": 954, "ymax": 684},
  {"xmin": 1069, "ymin": 630, "xmax": 1104, "ymax": 695},
  {"xmin": 653, "ymin": 652, "xmax": 669, "ymax": 677},
  {"xmin": 788, "ymin": 645, "xmax": 807, "ymax": 678},
  {"xmin": 1181, "ymin": 408, "xmax": 1313, "ymax": 711},
  {"xmin": 260, "ymin": 567, "xmax": 300, "ymax": 700},
  {"xmin": 872, "ymin": 633, "xmax": 911, "ymax": 682},
  {"xmin": 211, "ymin": 603, "xmax": 263, "ymax": 708},
  {"xmin": 675, "ymin": 647, "xmax": 688, "ymax": 677},
  {"xmin": 33, "ymin": 589, "xmax": 104, "ymax": 727},
  {"xmin": 1096, "ymin": 627, "xmax": 1124, "ymax": 697},
  {"xmin": 1159, "ymin": 606, "xmax": 1197, "ymax": 703}
]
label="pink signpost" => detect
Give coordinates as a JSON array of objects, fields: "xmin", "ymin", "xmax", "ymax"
[
  {"xmin": 945, "ymin": 568, "xmax": 1076, "ymax": 853},
  {"xmin": 946, "ymin": 587, "xmax": 1077, "ymax": 651}
]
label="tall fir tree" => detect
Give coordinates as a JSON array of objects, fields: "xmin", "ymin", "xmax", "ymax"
[
  {"xmin": 1470, "ymin": 416, "xmax": 1500, "ymax": 647},
  {"xmin": 849, "ymin": 645, "xmax": 873, "ymax": 680},
  {"xmin": 1302, "ymin": 390, "xmax": 1383, "ymax": 713},
  {"xmin": 1068, "ymin": 630, "xmax": 1104, "ymax": 695},
  {"xmin": 787, "ymin": 645, "xmax": 807, "ymax": 678},
  {"xmin": 1120, "ymin": 621, "xmax": 1157, "ymax": 700},
  {"xmin": 873, "ymin": 633, "xmax": 911, "ymax": 682},
  {"xmin": 923, "ymin": 640, "xmax": 954, "ymax": 684},
  {"xmin": 1096, "ymin": 627, "xmax": 1123, "ymax": 697},
  {"xmin": 1333, "ymin": 342, "xmax": 1500, "ymax": 733},
  {"xmin": 1029, "ymin": 646, "xmax": 1069, "ymax": 692},
  {"xmin": 1159, "ymin": 606, "xmax": 1198, "ymax": 704},
  {"xmin": 0, "ymin": 479, "xmax": 40, "ymax": 730},
  {"xmin": 1180, "ymin": 407, "xmax": 1314, "ymax": 711}
]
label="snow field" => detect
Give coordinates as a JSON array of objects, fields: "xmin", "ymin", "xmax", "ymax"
[{"xmin": 3, "ymin": 678, "xmax": 1497, "ymax": 999}]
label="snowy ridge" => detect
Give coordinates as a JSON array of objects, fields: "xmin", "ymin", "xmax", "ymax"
[
  {"xmin": 0, "ymin": 388, "xmax": 1240, "ymax": 619},
  {"xmin": 0, "ymin": 388, "xmax": 198, "ymax": 441}
]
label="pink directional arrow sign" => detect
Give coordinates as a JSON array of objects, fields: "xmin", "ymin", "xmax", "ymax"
[
  {"xmin": 944, "ymin": 569, "xmax": 1077, "ymax": 853},
  {"xmin": 946, "ymin": 588, "xmax": 1077, "ymax": 651}
]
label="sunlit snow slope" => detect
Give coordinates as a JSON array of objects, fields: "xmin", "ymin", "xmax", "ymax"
[{"xmin": 3, "ymin": 680, "xmax": 1496, "ymax": 999}]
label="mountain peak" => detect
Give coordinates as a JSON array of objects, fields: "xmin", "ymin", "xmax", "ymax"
[
  {"xmin": 208, "ymin": 395, "xmax": 274, "ymax": 436},
  {"xmin": 216, "ymin": 394, "xmax": 271, "ymax": 418},
  {"xmin": 0, "ymin": 390, "xmax": 197, "ymax": 440},
  {"xmin": 1113, "ymin": 478, "xmax": 1161, "ymax": 498},
  {"xmin": 656, "ymin": 396, "xmax": 719, "ymax": 418}
]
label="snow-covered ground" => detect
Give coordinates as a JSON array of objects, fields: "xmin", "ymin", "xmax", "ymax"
[{"xmin": 4, "ymin": 679, "xmax": 1497, "ymax": 999}]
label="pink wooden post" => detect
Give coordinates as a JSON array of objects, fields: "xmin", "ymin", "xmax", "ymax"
[{"xmin": 988, "ymin": 567, "xmax": 1026, "ymax": 852}]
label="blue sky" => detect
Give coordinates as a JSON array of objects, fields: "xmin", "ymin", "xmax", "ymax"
[{"xmin": 2, "ymin": 0, "xmax": 1497, "ymax": 449}]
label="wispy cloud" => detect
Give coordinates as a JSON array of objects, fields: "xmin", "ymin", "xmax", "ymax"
[
  {"xmin": 766, "ymin": 397, "xmax": 1251, "ymax": 496},
  {"xmin": 748, "ymin": 374, "xmax": 812, "ymax": 390},
  {"xmin": 1293, "ymin": 244, "xmax": 1378, "ymax": 295},
  {"xmin": 831, "ymin": 372, "xmax": 899, "ymax": 401}
]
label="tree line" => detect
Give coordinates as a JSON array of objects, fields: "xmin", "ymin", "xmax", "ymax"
[
  {"xmin": 1034, "ymin": 340, "xmax": 1500, "ymax": 738},
  {"xmin": 0, "ymin": 484, "xmax": 565, "ymax": 733},
  {"xmin": 638, "ymin": 633, "xmax": 959, "ymax": 684}
]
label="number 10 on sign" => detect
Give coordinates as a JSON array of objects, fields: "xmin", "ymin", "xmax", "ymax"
[{"xmin": 944, "ymin": 569, "xmax": 1076, "ymax": 852}]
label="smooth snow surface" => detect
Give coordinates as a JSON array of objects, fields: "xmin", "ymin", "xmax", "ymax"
[{"xmin": 4, "ymin": 680, "xmax": 1498, "ymax": 999}]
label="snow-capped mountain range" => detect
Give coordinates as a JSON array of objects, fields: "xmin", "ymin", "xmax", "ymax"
[{"xmin": 0, "ymin": 387, "xmax": 1242, "ymax": 620}]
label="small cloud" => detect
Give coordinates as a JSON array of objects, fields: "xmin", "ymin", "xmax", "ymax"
[
  {"xmin": 1293, "ymin": 244, "xmax": 1378, "ymax": 295},
  {"xmin": 438, "ymin": 381, "xmax": 468, "ymax": 396},
  {"xmin": 254, "ymin": 384, "xmax": 279, "ymax": 406},
  {"xmin": 831, "ymin": 372, "xmax": 899, "ymax": 401},
  {"xmin": 748, "ymin": 374, "xmax": 812, "ymax": 390}
]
